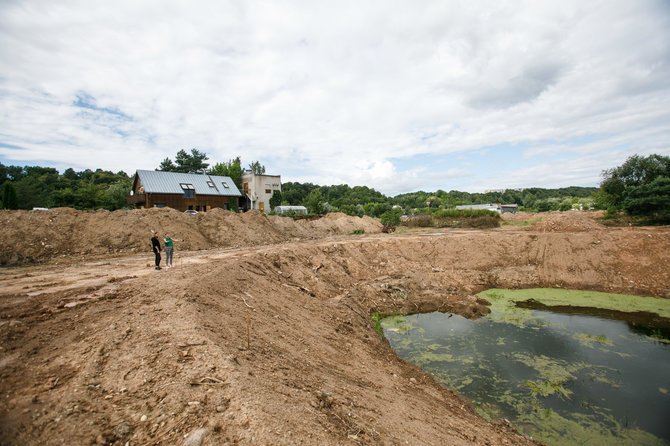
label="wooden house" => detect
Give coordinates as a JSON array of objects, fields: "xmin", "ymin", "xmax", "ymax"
[{"xmin": 127, "ymin": 170, "xmax": 242, "ymax": 212}]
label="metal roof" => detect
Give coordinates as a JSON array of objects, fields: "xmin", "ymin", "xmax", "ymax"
[{"xmin": 135, "ymin": 170, "xmax": 243, "ymax": 196}]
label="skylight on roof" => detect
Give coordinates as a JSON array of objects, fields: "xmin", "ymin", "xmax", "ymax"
[
  {"xmin": 180, "ymin": 183, "xmax": 195, "ymax": 190},
  {"xmin": 222, "ymin": 182, "xmax": 229, "ymax": 188},
  {"xmin": 207, "ymin": 181, "xmax": 215, "ymax": 187}
]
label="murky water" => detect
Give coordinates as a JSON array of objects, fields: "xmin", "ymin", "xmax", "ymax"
[{"xmin": 381, "ymin": 294, "xmax": 670, "ymax": 445}]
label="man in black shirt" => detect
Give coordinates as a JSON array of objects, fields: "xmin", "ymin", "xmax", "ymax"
[{"xmin": 151, "ymin": 232, "xmax": 162, "ymax": 270}]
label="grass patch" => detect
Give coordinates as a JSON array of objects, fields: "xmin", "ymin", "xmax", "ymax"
[
  {"xmin": 479, "ymin": 288, "xmax": 670, "ymax": 319},
  {"xmin": 371, "ymin": 312, "xmax": 385, "ymax": 336},
  {"xmin": 350, "ymin": 229, "xmax": 364, "ymax": 235}
]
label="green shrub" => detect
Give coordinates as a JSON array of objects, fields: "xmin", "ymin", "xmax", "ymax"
[
  {"xmin": 605, "ymin": 206, "xmax": 620, "ymax": 219},
  {"xmin": 402, "ymin": 209, "xmax": 501, "ymax": 229},
  {"xmin": 406, "ymin": 214, "xmax": 433, "ymax": 227},
  {"xmin": 466, "ymin": 216, "xmax": 501, "ymax": 229},
  {"xmin": 380, "ymin": 210, "xmax": 401, "ymax": 226}
]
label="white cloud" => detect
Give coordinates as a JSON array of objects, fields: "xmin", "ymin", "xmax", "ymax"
[{"xmin": 0, "ymin": 0, "xmax": 669, "ymax": 195}]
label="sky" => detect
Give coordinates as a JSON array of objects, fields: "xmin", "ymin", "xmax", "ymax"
[{"xmin": 1, "ymin": 0, "xmax": 669, "ymax": 196}]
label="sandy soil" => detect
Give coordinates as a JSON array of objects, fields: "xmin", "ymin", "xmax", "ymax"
[
  {"xmin": 0, "ymin": 210, "xmax": 669, "ymax": 445},
  {"xmin": 0, "ymin": 209, "xmax": 383, "ymax": 266}
]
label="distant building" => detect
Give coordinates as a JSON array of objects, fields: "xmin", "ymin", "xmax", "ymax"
[
  {"xmin": 500, "ymin": 204, "xmax": 519, "ymax": 214},
  {"xmin": 484, "ymin": 188, "xmax": 526, "ymax": 194},
  {"xmin": 275, "ymin": 205, "xmax": 308, "ymax": 215},
  {"xmin": 455, "ymin": 203, "xmax": 519, "ymax": 214},
  {"xmin": 127, "ymin": 170, "xmax": 242, "ymax": 212},
  {"xmin": 456, "ymin": 203, "xmax": 502, "ymax": 213},
  {"xmin": 242, "ymin": 172, "xmax": 281, "ymax": 213}
]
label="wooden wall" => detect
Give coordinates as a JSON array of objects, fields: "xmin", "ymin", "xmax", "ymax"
[{"xmin": 133, "ymin": 193, "xmax": 233, "ymax": 212}]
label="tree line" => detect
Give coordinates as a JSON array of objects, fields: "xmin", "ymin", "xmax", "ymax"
[
  {"xmin": 0, "ymin": 165, "xmax": 132, "ymax": 211},
  {"xmin": 280, "ymin": 154, "xmax": 669, "ymax": 221},
  {"xmin": 279, "ymin": 182, "xmax": 600, "ymax": 217},
  {"xmin": 1, "ymin": 151, "xmax": 667, "ymax": 222},
  {"xmin": 0, "ymin": 149, "xmax": 268, "ymax": 211}
]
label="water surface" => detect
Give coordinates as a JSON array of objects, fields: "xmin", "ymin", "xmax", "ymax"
[{"xmin": 382, "ymin": 292, "xmax": 670, "ymax": 445}]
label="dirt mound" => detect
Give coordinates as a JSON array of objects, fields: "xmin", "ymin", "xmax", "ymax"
[
  {"xmin": 266, "ymin": 213, "xmax": 381, "ymax": 239},
  {"xmin": 530, "ymin": 212, "xmax": 606, "ymax": 232},
  {"xmin": 0, "ymin": 209, "xmax": 383, "ymax": 265},
  {"xmin": 2, "ymin": 226, "xmax": 669, "ymax": 444}
]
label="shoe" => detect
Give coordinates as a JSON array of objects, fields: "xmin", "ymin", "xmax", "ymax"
[{"xmin": 155, "ymin": 266, "xmax": 161, "ymax": 270}]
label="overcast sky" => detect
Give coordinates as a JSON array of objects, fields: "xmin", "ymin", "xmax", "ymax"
[{"xmin": 1, "ymin": 0, "xmax": 669, "ymax": 195}]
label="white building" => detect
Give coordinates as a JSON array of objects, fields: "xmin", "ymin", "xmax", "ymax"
[
  {"xmin": 455, "ymin": 203, "xmax": 519, "ymax": 214},
  {"xmin": 242, "ymin": 173, "xmax": 281, "ymax": 212},
  {"xmin": 455, "ymin": 203, "xmax": 502, "ymax": 213},
  {"xmin": 275, "ymin": 205, "xmax": 308, "ymax": 215}
]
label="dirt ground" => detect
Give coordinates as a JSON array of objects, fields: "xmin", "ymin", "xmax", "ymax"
[{"xmin": 0, "ymin": 210, "xmax": 669, "ymax": 445}]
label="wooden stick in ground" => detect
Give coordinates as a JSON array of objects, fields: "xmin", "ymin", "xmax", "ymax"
[{"xmin": 246, "ymin": 309, "xmax": 250, "ymax": 349}]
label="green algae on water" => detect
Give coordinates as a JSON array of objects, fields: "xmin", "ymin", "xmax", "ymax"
[
  {"xmin": 479, "ymin": 288, "xmax": 670, "ymax": 319},
  {"xmin": 380, "ymin": 314, "xmax": 418, "ymax": 334},
  {"xmin": 574, "ymin": 332, "xmax": 615, "ymax": 348},
  {"xmin": 381, "ymin": 289, "xmax": 670, "ymax": 446}
]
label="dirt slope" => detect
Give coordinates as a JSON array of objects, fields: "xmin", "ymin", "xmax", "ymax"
[
  {"xmin": 1, "ymin": 212, "xmax": 669, "ymax": 445},
  {"xmin": 0, "ymin": 208, "xmax": 382, "ymax": 265}
]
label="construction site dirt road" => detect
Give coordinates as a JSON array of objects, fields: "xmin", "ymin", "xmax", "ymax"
[{"xmin": 1, "ymin": 209, "xmax": 669, "ymax": 445}]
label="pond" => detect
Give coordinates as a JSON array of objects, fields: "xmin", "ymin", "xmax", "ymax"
[{"xmin": 381, "ymin": 289, "xmax": 670, "ymax": 446}]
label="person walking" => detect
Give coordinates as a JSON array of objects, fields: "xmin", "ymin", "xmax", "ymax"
[
  {"xmin": 163, "ymin": 233, "xmax": 180, "ymax": 269},
  {"xmin": 151, "ymin": 231, "xmax": 162, "ymax": 270}
]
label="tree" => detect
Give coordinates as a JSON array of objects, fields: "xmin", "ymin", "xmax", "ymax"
[
  {"xmin": 0, "ymin": 163, "xmax": 8, "ymax": 184},
  {"xmin": 62, "ymin": 168, "xmax": 78, "ymax": 181},
  {"xmin": 2, "ymin": 182, "xmax": 18, "ymax": 209},
  {"xmin": 621, "ymin": 176, "xmax": 670, "ymax": 217},
  {"xmin": 380, "ymin": 208, "xmax": 401, "ymax": 226},
  {"xmin": 535, "ymin": 199, "xmax": 554, "ymax": 212},
  {"xmin": 305, "ymin": 189, "xmax": 323, "ymax": 214},
  {"xmin": 559, "ymin": 199, "xmax": 573, "ymax": 212},
  {"xmin": 104, "ymin": 179, "xmax": 133, "ymax": 210},
  {"xmin": 248, "ymin": 161, "xmax": 266, "ymax": 175},
  {"xmin": 14, "ymin": 166, "xmax": 59, "ymax": 209},
  {"xmin": 229, "ymin": 197, "xmax": 239, "ymax": 212},
  {"xmin": 600, "ymin": 154, "xmax": 670, "ymax": 209},
  {"xmin": 158, "ymin": 157, "xmax": 177, "ymax": 172},
  {"xmin": 74, "ymin": 181, "xmax": 105, "ymax": 209},
  {"xmin": 269, "ymin": 190, "xmax": 282, "ymax": 210},
  {"xmin": 175, "ymin": 149, "xmax": 209, "ymax": 172},
  {"xmin": 600, "ymin": 154, "xmax": 670, "ymax": 217},
  {"xmin": 158, "ymin": 149, "xmax": 209, "ymax": 173},
  {"xmin": 210, "ymin": 157, "xmax": 243, "ymax": 189}
]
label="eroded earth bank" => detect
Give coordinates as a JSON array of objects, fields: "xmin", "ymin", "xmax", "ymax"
[{"xmin": 1, "ymin": 211, "xmax": 669, "ymax": 445}]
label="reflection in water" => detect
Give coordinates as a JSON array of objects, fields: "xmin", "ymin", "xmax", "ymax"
[{"xmin": 382, "ymin": 306, "xmax": 670, "ymax": 446}]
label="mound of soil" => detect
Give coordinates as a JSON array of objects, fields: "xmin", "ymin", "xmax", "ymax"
[
  {"xmin": 1, "ymin": 212, "xmax": 669, "ymax": 445},
  {"xmin": 530, "ymin": 212, "xmax": 606, "ymax": 232},
  {"xmin": 0, "ymin": 209, "xmax": 382, "ymax": 266}
]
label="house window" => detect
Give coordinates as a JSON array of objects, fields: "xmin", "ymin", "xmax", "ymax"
[
  {"xmin": 222, "ymin": 182, "xmax": 229, "ymax": 188},
  {"xmin": 265, "ymin": 189, "xmax": 271, "ymax": 194},
  {"xmin": 180, "ymin": 183, "xmax": 195, "ymax": 198}
]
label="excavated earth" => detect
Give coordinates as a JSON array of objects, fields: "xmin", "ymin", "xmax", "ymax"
[{"xmin": 0, "ymin": 209, "xmax": 669, "ymax": 445}]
